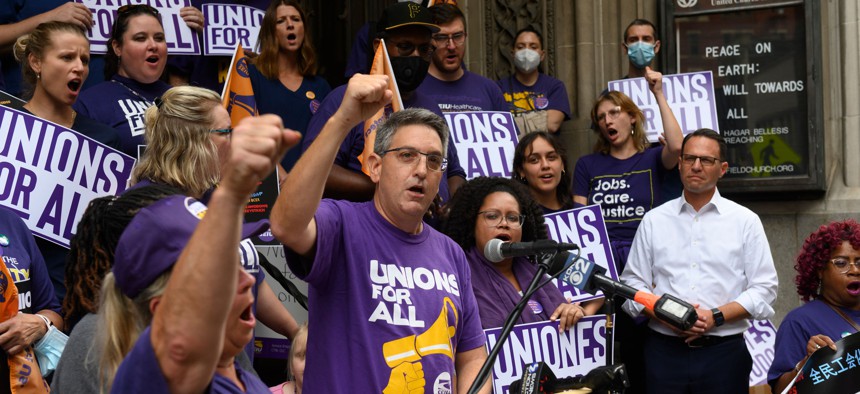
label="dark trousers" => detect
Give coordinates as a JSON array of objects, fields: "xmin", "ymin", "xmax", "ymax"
[{"xmin": 643, "ymin": 330, "xmax": 751, "ymax": 394}]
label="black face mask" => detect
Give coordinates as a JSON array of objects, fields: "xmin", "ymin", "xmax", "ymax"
[{"xmin": 390, "ymin": 56, "xmax": 430, "ymax": 94}]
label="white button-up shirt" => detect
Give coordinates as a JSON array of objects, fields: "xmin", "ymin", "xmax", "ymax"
[{"xmin": 620, "ymin": 189, "xmax": 778, "ymax": 336}]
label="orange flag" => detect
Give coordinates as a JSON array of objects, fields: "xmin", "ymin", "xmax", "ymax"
[
  {"xmin": 221, "ymin": 44, "xmax": 258, "ymax": 127},
  {"xmin": 0, "ymin": 257, "xmax": 49, "ymax": 393},
  {"xmin": 359, "ymin": 39, "xmax": 404, "ymax": 175}
]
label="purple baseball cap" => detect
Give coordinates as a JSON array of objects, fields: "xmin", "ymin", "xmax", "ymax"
[{"xmin": 113, "ymin": 195, "xmax": 269, "ymax": 298}]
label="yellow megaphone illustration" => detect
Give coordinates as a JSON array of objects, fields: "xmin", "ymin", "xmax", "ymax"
[{"xmin": 382, "ymin": 297, "xmax": 459, "ymax": 367}]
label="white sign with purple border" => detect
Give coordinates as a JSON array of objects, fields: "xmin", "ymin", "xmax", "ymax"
[
  {"xmin": 444, "ymin": 111, "xmax": 518, "ymax": 180},
  {"xmin": 76, "ymin": 0, "xmax": 201, "ymax": 55},
  {"xmin": 203, "ymin": 4, "xmax": 264, "ymax": 56},
  {"xmin": 543, "ymin": 205, "xmax": 617, "ymax": 303},
  {"xmin": 0, "ymin": 106, "xmax": 135, "ymax": 248},
  {"xmin": 745, "ymin": 319, "xmax": 776, "ymax": 386},
  {"xmin": 485, "ymin": 316, "xmax": 609, "ymax": 394},
  {"xmin": 607, "ymin": 71, "xmax": 719, "ymax": 143}
]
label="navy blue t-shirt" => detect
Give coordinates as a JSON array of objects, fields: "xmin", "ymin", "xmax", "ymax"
[{"xmin": 249, "ymin": 63, "xmax": 331, "ymax": 171}]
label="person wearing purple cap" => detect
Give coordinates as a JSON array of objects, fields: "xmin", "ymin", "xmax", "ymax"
[
  {"xmin": 103, "ymin": 114, "xmax": 299, "ymax": 393},
  {"xmin": 272, "ymin": 74, "xmax": 490, "ymax": 393},
  {"xmin": 301, "ymin": 1, "xmax": 467, "ymax": 206}
]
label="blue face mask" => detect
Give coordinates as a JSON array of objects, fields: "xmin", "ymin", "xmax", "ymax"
[
  {"xmin": 627, "ymin": 41, "xmax": 655, "ymax": 69},
  {"xmin": 34, "ymin": 325, "xmax": 68, "ymax": 376}
]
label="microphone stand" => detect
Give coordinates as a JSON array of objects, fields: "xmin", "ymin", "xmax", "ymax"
[{"xmin": 467, "ymin": 253, "xmax": 555, "ymax": 394}]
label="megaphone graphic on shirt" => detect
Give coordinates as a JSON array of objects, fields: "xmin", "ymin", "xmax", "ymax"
[{"xmin": 382, "ymin": 297, "xmax": 459, "ymax": 367}]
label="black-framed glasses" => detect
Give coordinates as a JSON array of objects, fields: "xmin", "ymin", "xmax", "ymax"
[
  {"xmin": 382, "ymin": 147, "xmax": 447, "ymax": 172},
  {"xmin": 209, "ymin": 128, "xmax": 233, "ymax": 138},
  {"xmin": 596, "ymin": 106, "xmax": 623, "ymax": 123},
  {"xmin": 829, "ymin": 257, "xmax": 860, "ymax": 274},
  {"xmin": 118, "ymin": 4, "xmax": 160, "ymax": 17},
  {"xmin": 389, "ymin": 41, "xmax": 434, "ymax": 60},
  {"xmin": 432, "ymin": 32, "xmax": 466, "ymax": 47},
  {"xmin": 478, "ymin": 210, "xmax": 525, "ymax": 228},
  {"xmin": 681, "ymin": 154, "xmax": 721, "ymax": 167}
]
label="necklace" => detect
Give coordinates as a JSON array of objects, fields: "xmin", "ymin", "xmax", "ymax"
[{"xmin": 22, "ymin": 104, "xmax": 77, "ymax": 129}]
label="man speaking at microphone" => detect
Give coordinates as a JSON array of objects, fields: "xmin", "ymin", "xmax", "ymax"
[
  {"xmin": 271, "ymin": 75, "xmax": 489, "ymax": 393},
  {"xmin": 619, "ymin": 129, "xmax": 778, "ymax": 394}
]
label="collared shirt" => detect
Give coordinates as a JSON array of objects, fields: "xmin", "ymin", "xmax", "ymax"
[{"xmin": 620, "ymin": 189, "xmax": 778, "ymax": 336}]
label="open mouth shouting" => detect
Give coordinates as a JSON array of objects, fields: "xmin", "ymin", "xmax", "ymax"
[
  {"xmin": 67, "ymin": 78, "xmax": 82, "ymax": 93},
  {"xmin": 407, "ymin": 184, "xmax": 426, "ymax": 199},
  {"xmin": 847, "ymin": 281, "xmax": 860, "ymax": 297},
  {"xmin": 146, "ymin": 55, "xmax": 160, "ymax": 65}
]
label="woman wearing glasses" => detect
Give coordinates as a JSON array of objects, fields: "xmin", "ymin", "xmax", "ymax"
[
  {"xmin": 250, "ymin": 0, "xmax": 330, "ymax": 172},
  {"xmin": 74, "ymin": 4, "xmax": 171, "ymax": 157},
  {"xmin": 574, "ymin": 68, "xmax": 683, "ymax": 273},
  {"xmin": 443, "ymin": 177, "xmax": 586, "ymax": 330},
  {"xmin": 768, "ymin": 219, "xmax": 860, "ymax": 393}
]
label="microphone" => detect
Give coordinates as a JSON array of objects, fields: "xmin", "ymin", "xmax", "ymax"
[
  {"xmin": 556, "ymin": 252, "xmax": 699, "ymax": 331},
  {"xmin": 483, "ymin": 239, "xmax": 579, "ymax": 263},
  {"xmin": 510, "ymin": 362, "xmax": 630, "ymax": 393}
]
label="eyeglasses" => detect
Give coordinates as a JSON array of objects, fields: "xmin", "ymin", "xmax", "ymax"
[
  {"xmin": 681, "ymin": 154, "xmax": 721, "ymax": 167},
  {"xmin": 596, "ymin": 106, "xmax": 623, "ymax": 123},
  {"xmin": 382, "ymin": 147, "xmax": 447, "ymax": 172},
  {"xmin": 478, "ymin": 210, "xmax": 525, "ymax": 228},
  {"xmin": 389, "ymin": 41, "xmax": 434, "ymax": 60},
  {"xmin": 829, "ymin": 257, "xmax": 860, "ymax": 274},
  {"xmin": 117, "ymin": 4, "xmax": 160, "ymax": 17},
  {"xmin": 432, "ymin": 32, "xmax": 466, "ymax": 47},
  {"xmin": 209, "ymin": 128, "xmax": 233, "ymax": 138}
]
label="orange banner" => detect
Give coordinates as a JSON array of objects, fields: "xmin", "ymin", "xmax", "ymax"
[
  {"xmin": 360, "ymin": 39, "xmax": 403, "ymax": 175},
  {"xmin": 0, "ymin": 257, "xmax": 49, "ymax": 393},
  {"xmin": 221, "ymin": 44, "xmax": 258, "ymax": 127}
]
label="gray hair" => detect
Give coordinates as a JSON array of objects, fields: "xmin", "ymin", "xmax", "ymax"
[{"xmin": 374, "ymin": 108, "xmax": 449, "ymax": 157}]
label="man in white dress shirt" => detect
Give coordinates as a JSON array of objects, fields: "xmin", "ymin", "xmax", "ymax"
[{"xmin": 620, "ymin": 128, "xmax": 778, "ymax": 394}]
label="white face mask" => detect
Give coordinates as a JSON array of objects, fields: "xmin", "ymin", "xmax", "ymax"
[{"xmin": 513, "ymin": 48, "xmax": 541, "ymax": 73}]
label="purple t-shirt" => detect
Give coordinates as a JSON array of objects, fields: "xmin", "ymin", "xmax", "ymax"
[
  {"xmin": 285, "ymin": 200, "xmax": 486, "ymax": 393},
  {"xmin": 74, "ymin": 75, "xmax": 171, "ymax": 157},
  {"xmin": 417, "ymin": 71, "xmax": 508, "ymax": 113},
  {"xmin": 497, "ymin": 73, "xmax": 571, "ymax": 119},
  {"xmin": 301, "ymin": 85, "xmax": 465, "ymax": 202},
  {"xmin": 111, "ymin": 326, "xmax": 270, "ymax": 393},
  {"xmin": 0, "ymin": 207, "xmax": 60, "ymax": 315},
  {"xmin": 573, "ymin": 146, "xmax": 666, "ymax": 244},
  {"xmin": 767, "ymin": 299, "xmax": 860, "ymax": 386}
]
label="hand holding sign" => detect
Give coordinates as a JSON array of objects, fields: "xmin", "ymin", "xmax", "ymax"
[
  {"xmin": 806, "ymin": 334, "xmax": 837, "ymax": 357},
  {"xmin": 180, "ymin": 6, "xmax": 204, "ymax": 32},
  {"xmin": 47, "ymin": 3, "xmax": 93, "ymax": 29}
]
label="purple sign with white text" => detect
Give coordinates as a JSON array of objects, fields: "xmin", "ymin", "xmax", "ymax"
[
  {"xmin": 0, "ymin": 106, "xmax": 135, "ymax": 247},
  {"xmin": 77, "ymin": 0, "xmax": 201, "ymax": 55},
  {"xmin": 543, "ymin": 205, "xmax": 617, "ymax": 303},
  {"xmin": 608, "ymin": 71, "xmax": 719, "ymax": 143},
  {"xmin": 484, "ymin": 317, "xmax": 609, "ymax": 394},
  {"xmin": 444, "ymin": 111, "xmax": 518, "ymax": 180}
]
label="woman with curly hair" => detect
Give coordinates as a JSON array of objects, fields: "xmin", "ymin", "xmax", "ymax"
[
  {"xmin": 768, "ymin": 219, "xmax": 860, "ymax": 393},
  {"xmin": 442, "ymin": 176, "xmax": 595, "ymax": 330},
  {"xmin": 512, "ymin": 131, "xmax": 574, "ymax": 213}
]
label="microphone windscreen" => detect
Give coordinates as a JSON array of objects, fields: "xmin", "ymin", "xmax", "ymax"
[
  {"xmin": 483, "ymin": 238, "xmax": 505, "ymax": 262},
  {"xmin": 546, "ymin": 251, "xmax": 574, "ymax": 276}
]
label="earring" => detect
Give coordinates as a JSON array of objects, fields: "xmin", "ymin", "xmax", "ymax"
[
  {"xmin": 816, "ymin": 280, "xmax": 822, "ymax": 295},
  {"xmin": 37, "ymin": 72, "xmax": 41, "ymax": 80}
]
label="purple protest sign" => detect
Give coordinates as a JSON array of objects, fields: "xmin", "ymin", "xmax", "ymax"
[
  {"xmin": 745, "ymin": 319, "xmax": 776, "ymax": 386},
  {"xmin": 543, "ymin": 205, "xmax": 617, "ymax": 303},
  {"xmin": 203, "ymin": 4, "xmax": 264, "ymax": 56},
  {"xmin": 77, "ymin": 0, "xmax": 201, "ymax": 55},
  {"xmin": 608, "ymin": 71, "xmax": 719, "ymax": 143},
  {"xmin": 444, "ymin": 111, "xmax": 518, "ymax": 180},
  {"xmin": 484, "ymin": 316, "xmax": 609, "ymax": 394},
  {"xmin": 0, "ymin": 106, "xmax": 135, "ymax": 248}
]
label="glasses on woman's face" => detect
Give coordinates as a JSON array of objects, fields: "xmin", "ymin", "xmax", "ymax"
[
  {"xmin": 478, "ymin": 210, "xmax": 525, "ymax": 228},
  {"xmin": 596, "ymin": 106, "xmax": 623, "ymax": 123},
  {"xmin": 829, "ymin": 257, "xmax": 860, "ymax": 274},
  {"xmin": 210, "ymin": 128, "xmax": 233, "ymax": 139}
]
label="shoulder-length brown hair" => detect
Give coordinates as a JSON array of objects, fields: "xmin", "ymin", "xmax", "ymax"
[
  {"xmin": 254, "ymin": 0, "xmax": 318, "ymax": 78},
  {"xmin": 589, "ymin": 91, "xmax": 649, "ymax": 155}
]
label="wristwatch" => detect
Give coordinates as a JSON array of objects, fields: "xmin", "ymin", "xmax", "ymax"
[{"xmin": 711, "ymin": 308, "xmax": 725, "ymax": 327}]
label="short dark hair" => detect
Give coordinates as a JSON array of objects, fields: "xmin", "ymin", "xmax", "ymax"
[
  {"xmin": 681, "ymin": 128, "xmax": 727, "ymax": 161},
  {"xmin": 105, "ymin": 5, "xmax": 163, "ymax": 80},
  {"xmin": 514, "ymin": 26, "xmax": 543, "ymax": 48},
  {"xmin": 430, "ymin": 3, "xmax": 465, "ymax": 28},
  {"xmin": 624, "ymin": 18, "xmax": 658, "ymax": 42}
]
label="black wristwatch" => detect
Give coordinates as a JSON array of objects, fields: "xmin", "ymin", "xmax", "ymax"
[{"xmin": 711, "ymin": 308, "xmax": 725, "ymax": 327}]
